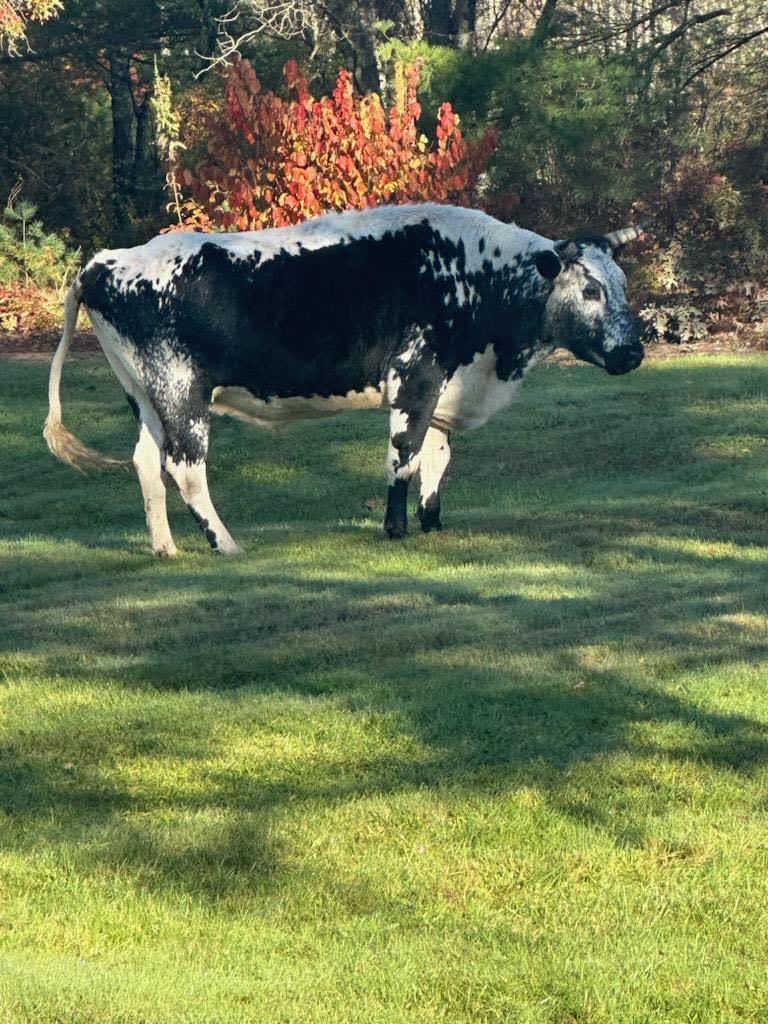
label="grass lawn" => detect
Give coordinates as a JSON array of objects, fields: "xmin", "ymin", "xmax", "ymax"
[{"xmin": 1, "ymin": 352, "xmax": 768, "ymax": 1023}]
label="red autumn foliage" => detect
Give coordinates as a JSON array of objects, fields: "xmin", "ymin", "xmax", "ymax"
[
  {"xmin": 173, "ymin": 59, "xmax": 497, "ymax": 231},
  {"xmin": 0, "ymin": 283, "xmax": 63, "ymax": 332}
]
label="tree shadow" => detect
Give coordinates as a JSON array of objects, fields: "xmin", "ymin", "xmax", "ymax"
[{"xmin": 3, "ymin": 549, "xmax": 768, "ymax": 899}]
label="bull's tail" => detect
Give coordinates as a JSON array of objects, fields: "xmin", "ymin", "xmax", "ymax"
[{"xmin": 43, "ymin": 277, "xmax": 124, "ymax": 472}]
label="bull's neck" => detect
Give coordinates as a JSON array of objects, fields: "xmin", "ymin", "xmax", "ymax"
[{"xmin": 480, "ymin": 256, "xmax": 554, "ymax": 380}]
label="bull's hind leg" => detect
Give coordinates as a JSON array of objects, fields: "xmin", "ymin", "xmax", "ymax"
[
  {"xmin": 417, "ymin": 426, "xmax": 451, "ymax": 533},
  {"xmin": 162, "ymin": 411, "xmax": 243, "ymax": 556},
  {"xmin": 383, "ymin": 338, "xmax": 445, "ymax": 539},
  {"xmin": 100, "ymin": 345, "xmax": 176, "ymax": 557},
  {"xmin": 165, "ymin": 456, "xmax": 243, "ymax": 555},
  {"xmin": 132, "ymin": 412, "xmax": 177, "ymax": 557}
]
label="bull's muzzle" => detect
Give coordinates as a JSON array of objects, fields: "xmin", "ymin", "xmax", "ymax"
[{"xmin": 604, "ymin": 343, "xmax": 644, "ymax": 375}]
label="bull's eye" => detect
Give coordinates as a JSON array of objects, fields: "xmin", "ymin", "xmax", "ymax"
[{"xmin": 582, "ymin": 283, "xmax": 602, "ymax": 301}]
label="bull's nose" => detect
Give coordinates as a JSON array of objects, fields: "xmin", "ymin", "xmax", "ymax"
[{"xmin": 605, "ymin": 346, "xmax": 644, "ymax": 375}]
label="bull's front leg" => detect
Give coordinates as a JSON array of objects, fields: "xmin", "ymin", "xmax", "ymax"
[
  {"xmin": 417, "ymin": 426, "xmax": 451, "ymax": 533},
  {"xmin": 383, "ymin": 342, "xmax": 444, "ymax": 539}
]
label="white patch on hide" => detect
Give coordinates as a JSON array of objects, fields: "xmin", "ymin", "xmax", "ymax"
[
  {"xmin": 188, "ymin": 418, "xmax": 209, "ymax": 446},
  {"xmin": 431, "ymin": 345, "xmax": 524, "ymax": 432},
  {"xmin": 88, "ymin": 311, "xmax": 140, "ymax": 375},
  {"xmin": 387, "ymin": 406, "xmax": 413, "ymax": 483},
  {"xmin": 419, "ymin": 426, "xmax": 451, "ymax": 503},
  {"xmin": 579, "ymin": 249, "xmax": 629, "ymax": 352}
]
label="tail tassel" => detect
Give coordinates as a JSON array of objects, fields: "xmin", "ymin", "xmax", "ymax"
[
  {"xmin": 44, "ymin": 274, "xmax": 125, "ymax": 473},
  {"xmin": 43, "ymin": 417, "xmax": 125, "ymax": 473}
]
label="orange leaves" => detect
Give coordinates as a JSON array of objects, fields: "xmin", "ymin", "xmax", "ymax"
[
  {"xmin": 0, "ymin": 283, "xmax": 66, "ymax": 332},
  {"xmin": 173, "ymin": 59, "xmax": 496, "ymax": 233},
  {"xmin": 284, "ymin": 58, "xmax": 309, "ymax": 101}
]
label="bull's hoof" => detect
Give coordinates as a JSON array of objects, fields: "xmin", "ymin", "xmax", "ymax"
[
  {"xmin": 417, "ymin": 503, "xmax": 442, "ymax": 536},
  {"xmin": 384, "ymin": 521, "xmax": 408, "ymax": 540},
  {"xmin": 417, "ymin": 504, "xmax": 443, "ymax": 533},
  {"xmin": 153, "ymin": 543, "xmax": 178, "ymax": 557},
  {"xmin": 215, "ymin": 541, "xmax": 245, "ymax": 556},
  {"xmin": 384, "ymin": 480, "xmax": 409, "ymax": 540}
]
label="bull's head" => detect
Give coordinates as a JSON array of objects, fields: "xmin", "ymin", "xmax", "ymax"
[{"xmin": 533, "ymin": 224, "xmax": 646, "ymax": 375}]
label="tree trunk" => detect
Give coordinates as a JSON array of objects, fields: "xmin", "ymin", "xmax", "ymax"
[
  {"xmin": 455, "ymin": 0, "xmax": 476, "ymax": 50},
  {"xmin": 196, "ymin": 0, "xmax": 219, "ymax": 57},
  {"xmin": 627, "ymin": 0, "xmax": 637, "ymax": 51},
  {"xmin": 133, "ymin": 90, "xmax": 159, "ymax": 217},
  {"xmin": 344, "ymin": 0, "xmax": 381, "ymax": 93},
  {"xmin": 107, "ymin": 51, "xmax": 135, "ymax": 243},
  {"xmin": 425, "ymin": 0, "xmax": 455, "ymax": 46},
  {"xmin": 133, "ymin": 96, "xmax": 149, "ymax": 185},
  {"xmin": 530, "ymin": 0, "xmax": 559, "ymax": 48}
]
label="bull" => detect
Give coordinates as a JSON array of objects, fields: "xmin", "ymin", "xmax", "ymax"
[{"xmin": 44, "ymin": 204, "xmax": 645, "ymax": 554}]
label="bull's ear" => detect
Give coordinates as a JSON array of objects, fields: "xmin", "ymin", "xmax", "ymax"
[{"xmin": 533, "ymin": 249, "xmax": 562, "ymax": 280}]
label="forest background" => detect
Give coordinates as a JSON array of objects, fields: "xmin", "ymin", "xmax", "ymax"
[{"xmin": 1, "ymin": 0, "xmax": 767, "ymax": 348}]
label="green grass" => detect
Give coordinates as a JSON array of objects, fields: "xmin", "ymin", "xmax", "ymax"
[{"xmin": 1, "ymin": 353, "xmax": 768, "ymax": 1023}]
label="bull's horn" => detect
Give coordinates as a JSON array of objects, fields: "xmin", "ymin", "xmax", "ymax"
[{"xmin": 604, "ymin": 219, "xmax": 652, "ymax": 250}]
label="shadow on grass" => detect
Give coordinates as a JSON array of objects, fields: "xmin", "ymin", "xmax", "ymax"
[
  {"xmin": 3, "ymin": 545, "xmax": 768, "ymax": 896},
  {"xmin": 2, "ymin": 356, "xmax": 768, "ymax": 898}
]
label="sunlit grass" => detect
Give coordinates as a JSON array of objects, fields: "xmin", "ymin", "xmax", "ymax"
[{"xmin": 1, "ymin": 354, "xmax": 768, "ymax": 1023}]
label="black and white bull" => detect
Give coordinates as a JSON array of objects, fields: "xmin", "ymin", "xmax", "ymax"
[{"xmin": 45, "ymin": 203, "xmax": 645, "ymax": 555}]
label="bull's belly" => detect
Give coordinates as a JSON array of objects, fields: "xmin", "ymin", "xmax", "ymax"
[
  {"xmin": 210, "ymin": 345, "xmax": 524, "ymax": 433},
  {"xmin": 211, "ymin": 384, "xmax": 385, "ymax": 427}
]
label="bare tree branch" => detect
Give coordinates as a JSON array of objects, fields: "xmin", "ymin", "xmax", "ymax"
[
  {"xmin": 649, "ymin": 6, "xmax": 731, "ymax": 60},
  {"xmin": 531, "ymin": 0, "xmax": 559, "ymax": 46},
  {"xmin": 681, "ymin": 23, "xmax": 768, "ymax": 87},
  {"xmin": 568, "ymin": 0, "xmax": 686, "ymax": 49},
  {"xmin": 480, "ymin": 0, "xmax": 515, "ymax": 51},
  {"xmin": 195, "ymin": 0, "xmax": 313, "ymax": 75}
]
